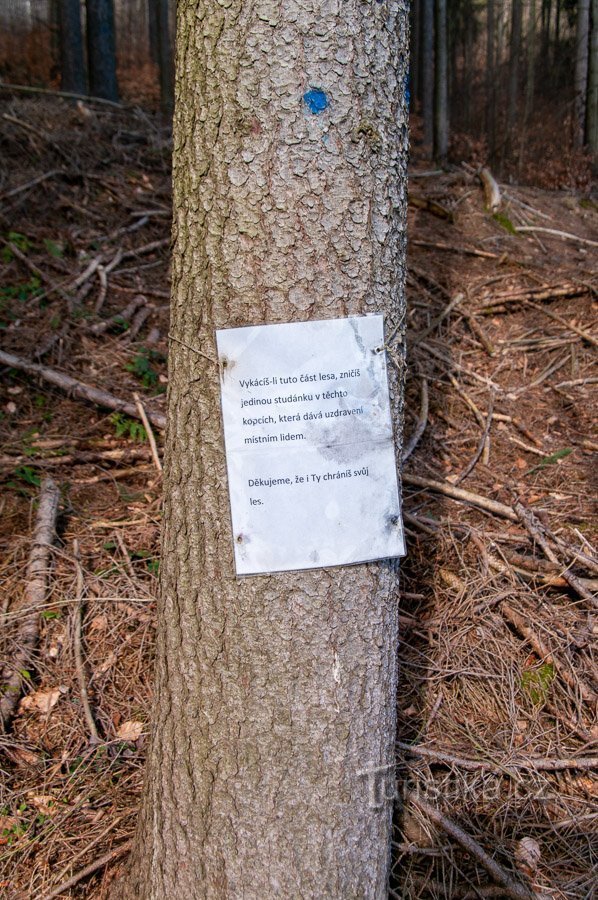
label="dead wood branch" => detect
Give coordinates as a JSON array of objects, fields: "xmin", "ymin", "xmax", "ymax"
[
  {"xmin": 398, "ymin": 742, "xmax": 598, "ymax": 773},
  {"xmin": 462, "ymin": 311, "xmax": 496, "ymax": 356},
  {"xmin": 89, "ymin": 295, "xmax": 147, "ymax": 335},
  {"xmin": 0, "ymin": 81, "xmax": 123, "ymax": 107},
  {"xmin": 477, "ymin": 283, "xmax": 587, "ymax": 313},
  {"xmin": 413, "ymin": 293, "xmax": 464, "ymax": 343},
  {"xmin": 479, "ymin": 168, "xmax": 501, "ymax": 212},
  {"xmin": 0, "ymin": 447, "xmax": 153, "ymax": 470},
  {"xmin": 411, "ymin": 240, "xmax": 500, "ymax": 259},
  {"xmin": 0, "ymin": 477, "xmax": 60, "ymax": 732},
  {"xmin": 402, "ymin": 378, "xmax": 429, "ymax": 463},
  {"xmin": 403, "ymin": 473, "xmax": 518, "ymax": 521},
  {"xmin": 523, "ymin": 301, "xmax": 598, "ymax": 348},
  {"xmin": 408, "ymin": 194, "xmax": 454, "ymax": 221},
  {"xmin": 72, "ymin": 542, "xmax": 100, "ymax": 744},
  {"xmin": 39, "ymin": 840, "xmax": 132, "ymax": 900},
  {"xmin": 0, "ymin": 169, "xmax": 63, "ymax": 202},
  {"xmin": 4, "ymin": 240, "xmax": 70, "ymax": 302},
  {"xmin": 514, "ymin": 226, "xmax": 598, "ymax": 248},
  {"xmin": 513, "ymin": 501, "xmax": 597, "ymax": 609},
  {"xmin": 0, "ymin": 349, "xmax": 166, "ymax": 431},
  {"xmin": 133, "ymin": 393, "xmax": 163, "ymax": 473},
  {"xmin": 454, "ymin": 392, "xmax": 494, "ymax": 484},
  {"xmin": 408, "ymin": 793, "xmax": 534, "ymax": 899}
]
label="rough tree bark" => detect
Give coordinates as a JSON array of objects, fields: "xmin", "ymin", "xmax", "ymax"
[
  {"xmin": 58, "ymin": 0, "xmax": 87, "ymax": 94},
  {"xmin": 118, "ymin": 0, "xmax": 409, "ymax": 897},
  {"xmin": 86, "ymin": 0, "xmax": 119, "ymax": 101}
]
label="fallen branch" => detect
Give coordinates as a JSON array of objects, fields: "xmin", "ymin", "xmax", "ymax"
[
  {"xmin": 477, "ymin": 283, "xmax": 587, "ymax": 313},
  {"xmin": 523, "ymin": 300, "xmax": 598, "ymax": 348},
  {"xmin": 0, "ymin": 478, "xmax": 60, "ymax": 731},
  {"xmin": 40, "ymin": 840, "xmax": 132, "ymax": 900},
  {"xmin": 4, "ymin": 240, "xmax": 70, "ymax": 302},
  {"xmin": 0, "ymin": 349, "xmax": 166, "ymax": 431},
  {"xmin": 0, "ymin": 447, "xmax": 153, "ymax": 470},
  {"xmin": 411, "ymin": 240, "xmax": 500, "ymax": 259},
  {"xmin": 72, "ymin": 542, "xmax": 100, "ymax": 744},
  {"xmin": 0, "ymin": 80, "xmax": 124, "ymax": 108},
  {"xmin": 89, "ymin": 294, "xmax": 147, "ymax": 335},
  {"xmin": 514, "ymin": 226, "xmax": 598, "ymax": 249},
  {"xmin": 0, "ymin": 169, "xmax": 63, "ymax": 202},
  {"xmin": 133, "ymin": 392, "xmax": 163, "ymax": 473},
  {"xmin": 402, "ymin": 473, "xmax": 518, "ymax": 522},
  {"xmin": 513, "ymin": 500, "xmax": 597, "ymax": 609},
  {"xmin": 398, "ymin": 742, "xmax": 598, "ymax": 773},
  {"xmin": 402, "ymin": 377, "xmax": 428, "ymax": 463},
  {"xmin": 408, "ymin": 194, "xmax": 454, "ymax": 221},
  {"xmin": 408, "ymin": 793, "xmax": 534, "ymax": 900},
  {"xmin": 454, "ymin": 391, "xmax": 494, "ymax": 484}
]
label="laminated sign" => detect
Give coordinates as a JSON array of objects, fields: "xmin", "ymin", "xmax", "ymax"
[{"xmin": 216, "ymin": 315, "xmax": 405, "ymax": 575}]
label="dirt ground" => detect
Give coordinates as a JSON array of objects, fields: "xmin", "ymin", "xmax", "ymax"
[{"xmin": 0, "ymin": 94, "xmax": 596, "ymax": 899}]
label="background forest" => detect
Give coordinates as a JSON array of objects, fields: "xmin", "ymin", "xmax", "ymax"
[
  {"xmin": 0, "ymin": 1, "xmax": 596, "ymax": 899},
  {"xmin": 0, "ymin": 0, "xmax": 597, "ymax": 183}
]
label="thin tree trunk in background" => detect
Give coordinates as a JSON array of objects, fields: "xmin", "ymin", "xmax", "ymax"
[
  {"xmin": 575, "ymin": 0, "xmax": 591, "ymax": 147},
  {"xmin": 155, "ymin": 0, "xmax": 173, "ymax": 117},
  {"xmin": 589, "ymin": 0, "xmax": 598, "ymax": 159},
  {"xmin": 464, "ymin": 7, "xmax": 474, "ymax": 133},
  {"xmin": 520, "ymin": 0, "xmax": 537, "ymax": 170},
  {"xmin": 554, "ymin": 0, "xmax": 561, "ymax": 65},
  {"xmin": 412, "ymin": 0, "xmax": 421, "ymax": 107},
  {"xmin": 147, "ymin": 0, "xmax": 159, "ymax": 64},
  {"xmin": 58, "ymin": 0, "xmax": 87, "ymax": 94},
  {"xmin": 486, "ymin": 0, "xmax": 496, "ymax": 158},
  {"xmin": 86, "ymin": 0, "xmax": 119, "ymax": 102},
  {"xmin": 116, "ymin": 0, "xmax": 409, "ymax": 897},
  {"xmin": 508, "ymin": 0, "xmax": 522, "ymax": 136},
  {"xmin": 423, "ymin": 0, "xmax": 434, "ymax": 148},
  {"xmin": 434, "ymin": 0, "xmax": 448, "ymax": 162}
]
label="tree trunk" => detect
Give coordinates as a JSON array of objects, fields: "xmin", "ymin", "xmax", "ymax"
[
  {"xmin": 118, "ymin": 1, "xmax": 409, "ymax": 897},
  {"xmin": 58, "ymin": 0, "xmax": 87, "ymax": 94},
  {"xmin": 575, "ymin": 0, "xmax": 591, "ymax": 147},
  {"xmin": 422, "ymin": 0, "xmax": 435, "ymax": 149},
  {"xmin": 486, "ymin": 0, "xmax": 496, "ymax": 158},
  {"xmin": 86, "ymin": 0, "xmax": 118, "ymax": 101},
  {"xmin": 508, "ymin": 0, "xmax": 522, "ymax": 134},
  {"xmin": 589, "ymin": 0, "xmax": 598, "ymax": 159},
  {"xmin": 147, "ymin": 0, "xmax": 159, "ymax": 64},
  {"xmin": 411, "ymin": 0, "xmax": 421, "ymax": 108},
  {"xmin": 155, "ymin": 0, "xmax": 173, "ymax": 118},
  {"xmin": 434, "ymin": 0, "xmax": 448, "ymax": 163}
]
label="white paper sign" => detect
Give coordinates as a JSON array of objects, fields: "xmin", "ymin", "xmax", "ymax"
[{"xmin": 216, "ymin": 315, "xmax": 405, "ymax": 575}]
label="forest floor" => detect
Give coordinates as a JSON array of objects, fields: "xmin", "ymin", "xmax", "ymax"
[{"xmin": 0, "ymin": 95, "xmax": 596, "ymax": 900}]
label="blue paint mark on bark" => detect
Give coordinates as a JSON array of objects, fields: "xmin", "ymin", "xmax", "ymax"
[{"xmin": 303, "ymin": 89, "xmax": 329, "ymax": 114}]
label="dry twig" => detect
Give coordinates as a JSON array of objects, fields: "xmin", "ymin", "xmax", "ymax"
[
  {"xmin": 408, "ymin": 794, "xmax": 534, "ymax": 899},
  {"xmin": 402, "ymin": 377, "xmax": 429, "ymax": 463},
  {"xmin": 133, "ymin": 392, "xmax": 163, "ymax": 474},
  {"xmin": 0, "ymin": 477, "xmax": 60, "ymax": 731},
  {"xmin": 403, "ymin": 473, "xmax": 518, "ymax": 522},
  {"xmin": 0, "ymin": 348, "xmax": 166, "ymax": 430},
  {"xmin": 72, "ymin": 541, "xmax": 100, "ymax": 744}
]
